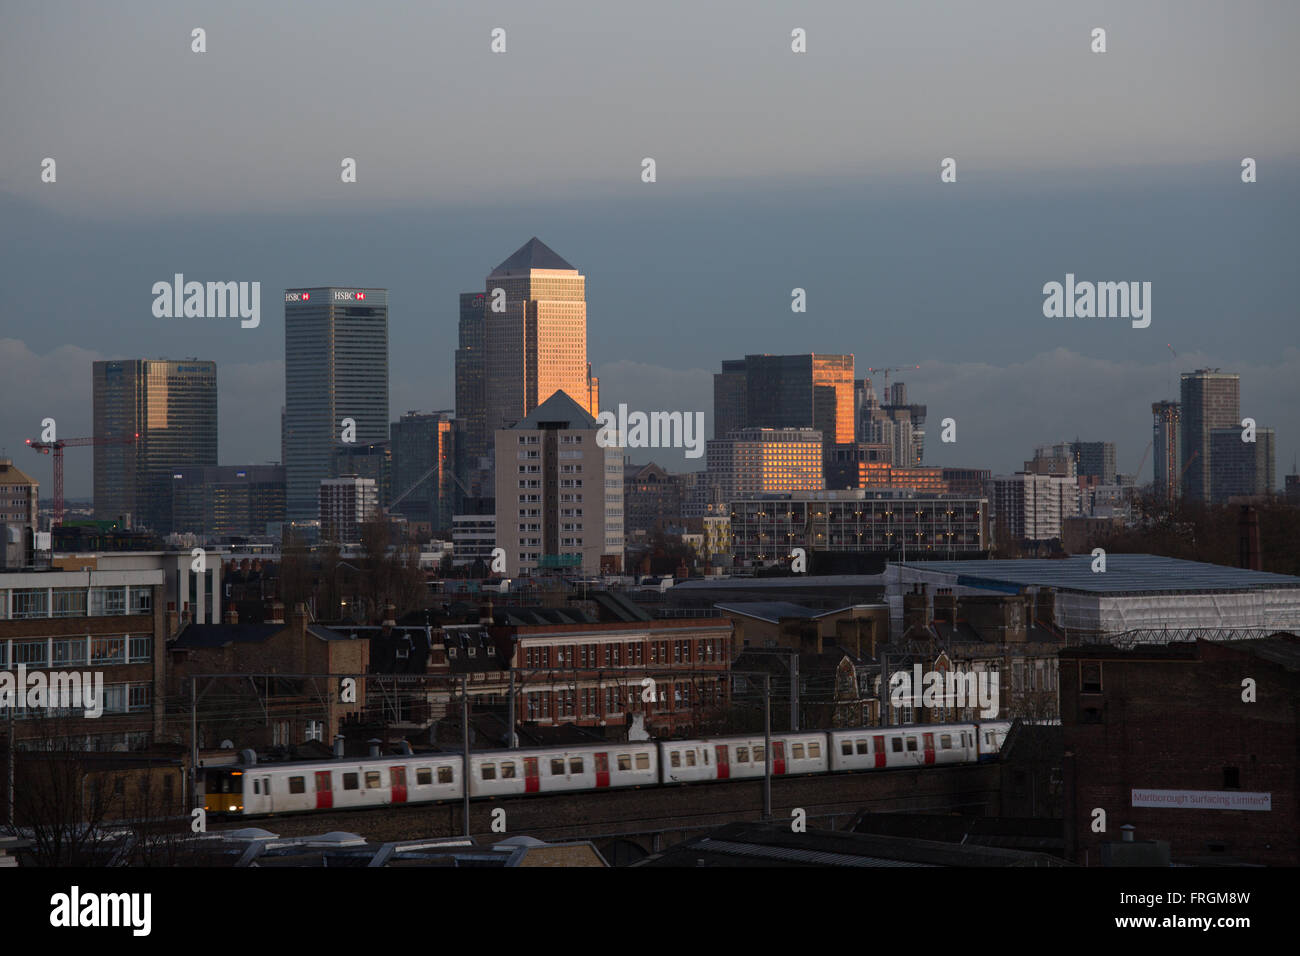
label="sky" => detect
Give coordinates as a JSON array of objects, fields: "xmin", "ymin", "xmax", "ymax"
[{"xmin": 2, "ymin": 0, "xmax": 1298, "ymax": 496}]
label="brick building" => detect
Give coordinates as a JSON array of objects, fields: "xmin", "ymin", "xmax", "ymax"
[
  {"xmin": 168, "ymin": 603, "xmax": 368, "ymax": 751},
  {"xmin": 1060, "ymin": 636, "xmax": 1300, "ymax": 866}
]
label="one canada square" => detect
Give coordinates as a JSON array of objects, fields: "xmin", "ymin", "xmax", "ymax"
[
  {"xmin": 284, "ymin": 288, "xmax": 389, "ymax": 520},
  {"xmin": 456, "ymin": 239, "xmax": 599, "ymax": 493}
]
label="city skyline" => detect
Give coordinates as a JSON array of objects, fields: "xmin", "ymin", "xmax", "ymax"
[{"xmin": 2, "ymin": 2, "xmax": 1296, "ymax": 498}]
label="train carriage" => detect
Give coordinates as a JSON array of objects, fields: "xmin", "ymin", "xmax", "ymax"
[{"xmin": 469, "ymin": 743, "xmax": 657, "ymax": 798}]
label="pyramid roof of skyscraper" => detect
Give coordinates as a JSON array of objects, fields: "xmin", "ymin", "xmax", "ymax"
[
  {"xmin": 514, "ymin": 390, "xmax": 598, "ymax": 430},
  {"xmin": 489, "ymin": 237, "xmax": 577, "ymax": 276}
]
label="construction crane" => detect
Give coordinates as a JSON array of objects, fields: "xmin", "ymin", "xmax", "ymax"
[
  {"xmin": 26, "ymin": 432, "xmax": 139, "ymax": 527},
  {"xmin": 1133, "ymin": 439, "xmax": 1154, "ymax": 482},
  {"xmin": 866, "ymin": 365, "xmax": 921, "ymax": 397}
]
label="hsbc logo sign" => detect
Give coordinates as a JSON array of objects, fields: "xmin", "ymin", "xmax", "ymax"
[
  {"xmin": 284, "ymin": 292, "xmax": 311, "ymax": 302},
  {"xmin": 334, "ymin": 290, "xmax": 367, "ymax": 301}
]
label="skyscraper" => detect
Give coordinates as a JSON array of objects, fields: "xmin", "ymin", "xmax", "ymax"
[
  {"xmin": 391, "ymin": 410, "xmax": 456, "ymax": 531},
  {"xmin": 284, "ymin": 288, "xmax": 389, "ymax": 520},
  {"xmin": 93, "ymin": 359, "xmax": 217, "ymax": 531},
  {"xmin": 1151, "ymin": 401, "xmax": 1182, "ymax": 504},
  {"xmin": 454, "ymin": 291, "xmax": 489, "ymax": 496},
  {"xmin": 1179, "ymin": 369, "xmax": 1240, "ymax": 503},
  {"xmin": 482, "ymin": 238, "xmax": 598, "ymax": 437},
  {"xmin": 713, "ymin": 359, "xmax": 748, "ymax": 439},
  {"xmin": 743, "ymin": 354, "xmax": 855, "ymax": 447},
  {"xmin": 1071, "ymin": 441, "xmax": 1118, "ymax": 485}
]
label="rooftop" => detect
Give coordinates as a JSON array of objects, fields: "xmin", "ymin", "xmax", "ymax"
[
  {"xmin": 906, "ymin": 555, "xmax": 1300, "ymax": 595},
  {"xmin": 489, "ymin": 237, "xmax": 577, "ymax": 277}
]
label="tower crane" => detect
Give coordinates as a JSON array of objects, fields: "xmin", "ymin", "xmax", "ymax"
[
  {"xmin": 866, "ymin": 365, "xmax": 921, "ymax": 397},
  {"xmin": 26, "ymin": 432, "xmax": 139, "ymax": 527}
]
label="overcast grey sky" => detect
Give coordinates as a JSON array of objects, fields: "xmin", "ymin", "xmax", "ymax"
[{"xmin": 2, "ymin": 0, "xmax": 1297, "ymax": 495}]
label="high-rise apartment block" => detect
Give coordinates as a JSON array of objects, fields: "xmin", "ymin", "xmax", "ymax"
[
  {"xmin": 493, "ymin": 390, "xmax": 622, "ymax": 578},
  {"xmin": 991, "ymin": 473, "xmax": 1081, "ymax": 543},
  {"xmin": 319, "ymin": 476, "xmax": 379, "ymax": 544},
  {"xmin": 284, "ymin": 288, "xmax": 389, "ymax": 520},
  {"xmin": 1179, "ymin": 369, "xmax": 1240, "ymax": 503},
  {"xmin": 93, "ymin": 359, "xmax": 218, "ymax": 532}
]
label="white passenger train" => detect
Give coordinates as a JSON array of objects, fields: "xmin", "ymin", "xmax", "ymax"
[{"xmin": 204, "ymin": 721, "xmax": 1013, "ymax": 817}]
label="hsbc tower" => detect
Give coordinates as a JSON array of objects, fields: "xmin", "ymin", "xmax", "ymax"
[{"xmin": 284, "ymin": 287, "xmax": 389, "ymax": 521}]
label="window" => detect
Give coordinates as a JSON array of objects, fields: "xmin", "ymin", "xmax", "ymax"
[
  {"xmin": 891, "ymin": 737, "xmax": 903, "ymax": 753},
  {"xmin": 343, "ymin": 773, "xmax": 359, "ymax": 790},
  {"xmin": 501, "ymin": 762, "xmax": 516, "ymax": 779},
  {"xmin": 365, "ymin": 771, "xmax": 381, "ymax": 788},
  {"xmin": 841, "ymin": 740, "xmax": 853, "ymax": 756},
  {"xmin": 634, "ymin": 753, "xmax": 650, "ymax": 770},
  {"xmin": 940, "ymin": 734, "xmax": 952, "ymax": 750},
  {"xmin": 617, "ymin": 754, "xmax": 631, "ymax": 771},
  {"xmin": 288, "ymin": 776, "xmax": 306, "ymax": 794},
  {"xmin": 52, "ymin": 588, "xmax": 87, "ymax": 617},
  {"xmin": 808, "ymin": 742, "xmax": 821, "ymax": 758},
  {"xmin": 857, "ymin": 739, "xmax": 870, "ymax": 754},
  {"xmin": 736, "ymin": 747, "xmax": 749, "ymax": 763},
  {"xmin": 754, "ymin": 746, "xmax": 764, "ymax": 763},
  {"xmin": 1080, "ymin": 662, "xmax": 1102, "ymax": 694},
  {"xmin": 569, "ymin": 758, "xmax": 583, "ymax": 774},
  {"xmin": 906, "ymin": 737, "xmax": 918, "ymax": 752},
  {"xmin": 481, "ymin": 763, "xmax": 496, "ymax": 780},
  {"xmin": 669, "ymin": 752, "xmax": 681, "ymax": 768},
  {"xmin": 550, "ymin": 758, "xmax": 565, "ymax": 775},
  {"xmin": 685, "ymin": 751, "xmax": 696, "ymax": 767},
  {"xmin": 416, "ymin": 767, "xmax": 433, "ymax": 786},
  {"xmin": 792, "ymin": 743, "xmax": 805, "ymax": 759}
]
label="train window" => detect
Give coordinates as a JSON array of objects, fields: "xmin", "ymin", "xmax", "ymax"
[
  {"xmin": 635, "ymin": 753, "xmax": 650, "ymax": 770},
  {"xmin": 288, "ymin": 776, "xmax": 305, "ymax": 794},
  {"xmin": 502, "ymin": 762, "xmax": 516, "ymax": 779},
  {"xmin": 550, "ymin": 758, "xmax": 565, "ymax": 775},
  {"xmin": 253, "ymin": 780, "xmax": 260, "ymax": 795},
  {"xmin": 891, "ymin": 738, "xmax": 903, "ymax": 753},
  {"xmin": 617, "ymin": 754, "xmax": 632, "ymax": 771},
  {"xmin": 365, "ymin": 771, "xmax": 382, "ymax": 788},
  {"xmin": 792, "ymin": 743, "xmax": 805, "ymax": 759},
  {"xmin": 940, "ymin": 735, "xmax": 952, "ymax": 749},
  {"xmin": 906, "ymin": 737, "xmax": 918, "ymax": 752},
  {"xmin": 736, "ymin": 747, "xmax": 749, "ymax": 763},
  {"xmin": 808, "ymin": 742, "xmax": 821, "ymax": 758},
  {"xmin": 753, "ymin": 746, "xmax": 764, "ymax": 763},
  {"xmin": 569, "ymin": 758, "xmax": 583, "ymax": 774},
  {"xmin": 703, "ymin": 750, "xmax": 710, "ymax": 765},
  {"xmin": 416, "ymin": 768, "xmax": 433, "ymax": 786},
  {"xmin": 856, "ymin": 739, "xmax": 869, "ymax": 754},
  {"xmin": 481, "ymin": 763, "xmax": 496, "ymax": 780},
  {"xmin": 841, "ymin": 740, "xmax": 853, "ymax": 756},
  {"xmin": 438, "ymin": 767, "xmax": 454, "ymax": 784},
  {"xmin": 343, "ymin": 773, "xmax": 359, "ymax": 790},
  {"xmin": 685, "ymin": 751, "xmax": 696, "ymax": 767},
  {"xmin": 670, "ymin": 752, "xmax": 681, "ymax": 768}
]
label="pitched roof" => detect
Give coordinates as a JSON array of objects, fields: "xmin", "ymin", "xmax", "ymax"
[
  {"xmin": 489, "ymin": 237, "xmax": 576, "ymax": 277},
  {"xmin": 514, "ymin": 390, "xmax": 597, "ymax": 430}
]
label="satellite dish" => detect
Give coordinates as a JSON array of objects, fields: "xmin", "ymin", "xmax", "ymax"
[{"xmin": 220, "ymin": 739, "xmax": 235, "ymax": 749}]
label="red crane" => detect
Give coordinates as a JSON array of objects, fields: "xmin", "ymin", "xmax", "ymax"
[{"xmin": 25, "ymin": 432, "xmax": 139, "ymax": 527}]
